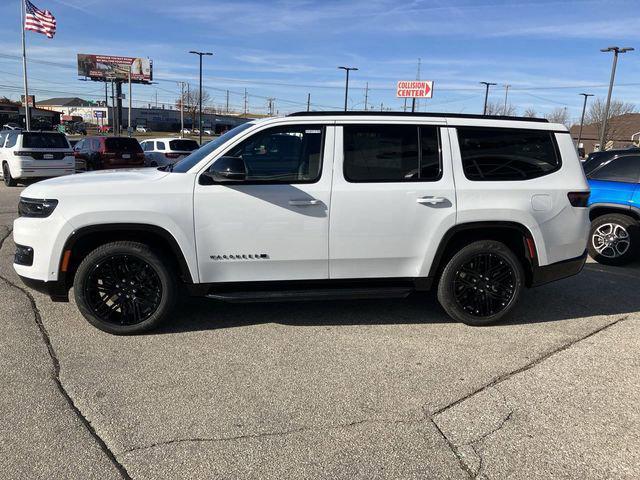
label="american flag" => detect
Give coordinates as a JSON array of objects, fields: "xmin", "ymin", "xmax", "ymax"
[{"xmin": 24, "ymin": 0, "xmax": 56, "ymax": 39}]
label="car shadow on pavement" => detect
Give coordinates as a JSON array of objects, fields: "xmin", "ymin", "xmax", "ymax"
[{"xmin": 155, "ymin": 262, "xmax": 640, "ymax": 335}]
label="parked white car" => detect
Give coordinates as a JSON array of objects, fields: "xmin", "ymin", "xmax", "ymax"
[
  {"xmin": 140, "ymin": 137, "xmax": 200, "ymax": 167},
  {"xmin": 0, "ymin": 130, "xmax": 74, "ymax": 186},
  {"xmin": 136, "ymin": 126, "xmax": 148, "ymax": 133},
  {"xmin": 13, "ymin": 112, "xmax": 590, "ymax": 334}
]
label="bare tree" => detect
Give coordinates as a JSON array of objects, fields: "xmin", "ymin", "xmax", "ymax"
[
  {"xmin": 544, "ymin": 107, "xmax": 570, "ymax": 127},
  {"xmin": 176, "ymin": 86, "xmax": 212, "ymax": 127},
  {"xmin": 484, "ymin": 101, "xmax": 515, "ymax": 116},
  {"xmin": 522, "ymin": 107, "xmax": 537, "ymax": 118},
  {"xmin": 586, "ymin": 97, "xmax": 637, "ymax": 144}
]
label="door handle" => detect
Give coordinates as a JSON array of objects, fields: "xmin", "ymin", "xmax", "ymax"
[
  {"xmin": 417, "ymin": 196, "xmax": 448, "ymax": 205},
  {"xmin": 289, "ymin": 199, "xmax": 321, "ymax": 206}
]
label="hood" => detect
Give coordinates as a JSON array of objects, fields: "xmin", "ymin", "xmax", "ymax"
[{"xmin": 21, "ymin": 168, "xmax": 170, "ymax": 198}]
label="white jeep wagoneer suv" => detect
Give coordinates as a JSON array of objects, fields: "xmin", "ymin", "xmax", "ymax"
[{"xmin": 13, "ymin": 112, "xmax": 590, "ymax": 334}]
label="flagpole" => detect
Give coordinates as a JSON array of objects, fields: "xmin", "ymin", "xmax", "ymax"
[{"xmin": 20, "ymin": 0, "xmax": 31, "ymax": 131}]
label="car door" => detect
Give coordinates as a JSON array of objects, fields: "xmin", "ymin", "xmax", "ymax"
[
  {"xmin": 588, "ymin": 155, "xmax": 640, "ymax": 206},
  {"xmin": 329, "ymin": 122, "xmax": 456, "ymax": 279},
  {"xmin": 194, "ymin": 122, "xmax": 334, "ymax": 283}
]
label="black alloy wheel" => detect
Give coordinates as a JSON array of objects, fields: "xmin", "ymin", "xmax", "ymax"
[
  {"xmin": 452, "ymin": 252, "xmax": 516, "ymax": 317},
  {"xmin": 84, "ymin": 254, "xmax": 163, "ymax": 326},
  {"xmin": 74, "ymin": 241, "xmax": 177, "ymax": 334},
  {"xmin": 437, "ymin": 240, "xmax": 524, "ymax": 326}
]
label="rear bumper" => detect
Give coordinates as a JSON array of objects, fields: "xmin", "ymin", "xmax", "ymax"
[
  {"xmin": 530, "ymin": 251, "xmax": 587, "ymax": 287},
  {"xmin": 18, "ymin": 275, "xmax": 69, "ymax": 302}
]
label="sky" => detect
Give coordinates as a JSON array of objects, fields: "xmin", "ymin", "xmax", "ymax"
[{"xmin": 0, "ymin": 0, "xmax": 639, "ymax": 120}]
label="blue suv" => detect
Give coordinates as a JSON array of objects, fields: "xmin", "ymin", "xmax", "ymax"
[{"xmin": 585, "ymin": 149, "xmax": 640, "ymax": 265}]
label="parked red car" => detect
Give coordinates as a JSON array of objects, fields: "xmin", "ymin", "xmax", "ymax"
[{"xmin": 73, "ymin": 136, "xmax": 145, "ymax": 170}]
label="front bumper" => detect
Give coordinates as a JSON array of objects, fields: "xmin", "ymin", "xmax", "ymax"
[{"xmin": 530, "ymin": 251, "xmax": 587, "ymax": 287}]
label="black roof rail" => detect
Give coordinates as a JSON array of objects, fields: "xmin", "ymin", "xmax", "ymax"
[{"xmin": 287, "ymin": 111, "xmax": 549, "ymax": 123}]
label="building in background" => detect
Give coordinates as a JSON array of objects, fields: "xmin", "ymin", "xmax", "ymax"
[
  {"xmin": 570, "ymin": 113, "xmax": 640, "ymax": 154},
  {"xmin": 0, "ymin": 100, "xmax": 60, "ymax": 129},
  {"xmin": 36, "ymin": 97, "xmax": 251, "ymax": 133}
]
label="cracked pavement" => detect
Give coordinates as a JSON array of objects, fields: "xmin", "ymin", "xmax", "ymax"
[{"xmin": 0, "ymin": 183, "xmax": 638, "ymax": 479}]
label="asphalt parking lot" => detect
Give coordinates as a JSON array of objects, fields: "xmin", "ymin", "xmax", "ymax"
[{"xmin": 0, "ymin": 182, "xmax": 638, "ymax": 479}]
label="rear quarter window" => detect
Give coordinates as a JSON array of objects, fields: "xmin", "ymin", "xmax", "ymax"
[{"xmin": 457, "ymin": 127, "xmax": 560, "ymax": 181}]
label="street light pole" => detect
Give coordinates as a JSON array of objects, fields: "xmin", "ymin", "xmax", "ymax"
[
  {"xmin": 599, "ymin": 46, "xmax": 634, "ymax": 150},
  {"xmin": 480, "ymin": 81, "xmax": 497, "ymax": 115},
  {"xmin": 338, "ymin": 66, "xmax": 358, "ymax": 112},
  {"xmin": 577, "ymin": 93, "xmax": 594, "ymax": 150},
  {"xmin": 189, "ymin": 50, "xmax": 213, "ymax": 145}
]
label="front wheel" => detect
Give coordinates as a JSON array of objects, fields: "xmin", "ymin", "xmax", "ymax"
[
  {"xmin": 73, "ymin": 241, "xmax": 177, "ymax": 334},
  {"xmin": 437, "ymin": 240, "xmax": 524, "ymax": 326}
]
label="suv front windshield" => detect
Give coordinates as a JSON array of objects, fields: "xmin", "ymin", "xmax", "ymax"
[{"xmin": 171, "ymin": 122, "xmax": 254, "ymax": 173}]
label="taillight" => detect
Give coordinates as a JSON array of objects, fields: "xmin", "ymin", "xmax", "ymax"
[
  {"xmin": 165, "ymin": 153, "xmax": 180, "ymax": 159},
  {"xmin": 568, "ymin": 191, "xmax": 590, "ymax": 207}
]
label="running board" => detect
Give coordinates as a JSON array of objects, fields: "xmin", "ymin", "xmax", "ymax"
[{"xmin": 206, "ymin": 287, "xmax": 413, "ymax": 303}]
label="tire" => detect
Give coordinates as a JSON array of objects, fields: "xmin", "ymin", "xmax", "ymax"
[
  {"xmin": 588, "ymin": 213, "xmax": 638, "ymax": 266},
  {"xmin": 73, "ymin": 241, "xmax": 177, "ymax": 334},
  {"xmin": 3, "ymin": 162, "xmax": 17, "ymax": 187},
  {"xmin": 437, "ymin": 240, "xmax": 524, "ymax": 326}
]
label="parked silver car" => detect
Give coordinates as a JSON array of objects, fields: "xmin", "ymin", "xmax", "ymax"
[{"xmin": 140, "ymin": 137, "xmax": 199, "ymax": 167}]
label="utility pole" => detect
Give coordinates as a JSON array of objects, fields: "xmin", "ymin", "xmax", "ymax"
[
  {"xmin": 338, "ymin": 66, "xmax": 358, "ymax": 111},
  {"xmin": 380, "ymin": 102, "xmax": 384, "ymax": 112},
  {"xmin": 243, "ymin": 89, "xmax": 248, "ymax": 115},
  {"xmin": 189, "ymin": 50, "xmax": 213, "ymax": 145},
  {"xmin": 503, "ymin": 84, "xmax": 511, "ymax": 115},
  {"xmin": 128, "ymin": 69, "xmax": 132, "ymax": 137},
  {"xmin": 415, "ymin": 57, "xmax": 421, "ymax": 112},
  {"xmin": 364, "ymin": 82, "xmax": 369, "ymax": 111},
  {"xmin": 403, "ymin": 98, "xmax": 407, "ymax": 112},
  {"xmin": 110, "ymin": 80, "xmax": 115, "ymax": 136},
  {"xmin": 306, "ymin": 93, "xmax": 311, "ymax": 112},
  {"xmin": 179, "ymin": 82, "xmax": 185, "ymax": 137},
  {"xmin": 480, "ymin": 81, "xmax": 497, "ymax": 115},
  {"xmin": 577, "ymin": 93, "xmax": 594, "ymax": 150},
  {"xmin": 225, "ymin": 89, "xmax": 229, "ymax": 113},
  {"xmin": 599, "ymin": 46, "xmax": 634, "ymax": 150}
]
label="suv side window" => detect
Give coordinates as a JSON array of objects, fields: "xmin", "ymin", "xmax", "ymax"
[
  {"xmin": 458, "ymin": 127, "xmax": 560, "ymax": 181},
  {"xmin": 5, "ymin": 132, "xmax": 18, "ymax": 148},
  {"xmin": 0, "ymin": 132, "xmax": 7, "ymax": 148},
  {"xmin": 156, "ymin": 141, "xmax": 166, "ymax": 151},
  {"xmin": 589, "ymin": 156, "xmax": 640, "ymax": 183},
  {"xmin": 343, "ymin": 125, "xmax": 441, "ymax": 182},
  {"xmin": 224, "ymin": 125, "xmax": 324, "ymax": 183},
  {"xmin": 141, "ymin": 141, "xmax": 152, "ymax": 152}
]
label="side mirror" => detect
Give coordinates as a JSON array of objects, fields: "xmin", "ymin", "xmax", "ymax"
[{"xmin": 204, "ymin": 156, "xmax": 247, "ymax": 183}]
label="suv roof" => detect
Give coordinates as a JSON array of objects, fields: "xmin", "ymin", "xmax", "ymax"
[{"xmin": 288, "ymin": 111, "xmax": 549, "ymax": 123}]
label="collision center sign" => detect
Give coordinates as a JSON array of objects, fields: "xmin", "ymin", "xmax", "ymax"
[{"xmin": 396, "ymin": 80, "xmax": 433, "ymax": 98}]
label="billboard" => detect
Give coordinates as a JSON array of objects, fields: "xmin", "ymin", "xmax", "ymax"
[
  {"xmin": 396, "ymin": 80, "xmax": 433, "ymax": 98},
  {"xmin": 77, "ymin": 54, "xmax": 153, "ymax": 83}
]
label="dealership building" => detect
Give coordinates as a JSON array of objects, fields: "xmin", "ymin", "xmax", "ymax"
[{"xmin": 36, "ymin": 97, "xmax": 251, "ymax": 133}]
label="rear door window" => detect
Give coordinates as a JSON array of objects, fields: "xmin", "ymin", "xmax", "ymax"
[
  {"xmin": 588, "ymin": 156, "xmax": 640, "ymax": 183},
  {"xmin": 5, "ymin": 132, "xmax": 18, "ymax": 148},
  {"xmin": 457, "ymin": 127, "xmax": 560, "ymax": 181},
  {"xmin": 156, "ymin": 141, "xmax": 166, "ymax": 151},
  {"xmin": 22, "ymin": 132, "xmax": 69, "ymax": 149},
  {"xmin": 343, "ymin": 124, "xmax": 441, "ymax": 182}
]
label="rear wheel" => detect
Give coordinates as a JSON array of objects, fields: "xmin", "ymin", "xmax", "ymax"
[
  {"xmin": 73, "ymin": 241, "xmax": 177, "ymax": 334},
  {"xmin": 588, "ymin": 213, "xmax": 638, "ymax": 266},
  {"xmin": 3, "ymin": 162, "xmax": 17, "ymax": 187},
  {"xmin": 437, "ymin": 240, "xmax": 524, "ymax": 326}
]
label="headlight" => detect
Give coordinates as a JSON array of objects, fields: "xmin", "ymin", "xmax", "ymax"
[{"xmin": 18, "ymin": 197, "xmax": 58, "ymax": 218}]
